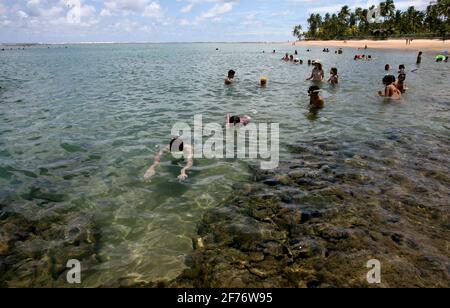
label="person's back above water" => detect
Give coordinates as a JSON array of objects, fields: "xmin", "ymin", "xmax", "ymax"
[
  {"xmin": 225, "ymin": 70, "xmax": 236, "ymax": 85},
  {"xmin": 227, "ymin": 114, "xmax": 251, "ymax": 128},
  {"xmin": 308, "ymin": 86, "xmax": 324, "ymax": 109},
  {"xmin": 378, "ymin": 75, "xmax": 401, "ymax": 100}
]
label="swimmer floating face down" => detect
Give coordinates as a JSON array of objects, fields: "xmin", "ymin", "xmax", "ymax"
[{"xmin": 144, "ymin": 137, "xmax": 194, "ymax": 182}]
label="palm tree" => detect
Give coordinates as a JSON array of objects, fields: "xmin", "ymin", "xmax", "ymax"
[
  {"xmin": 380, "ymin": 0, "xmax": 396, "ymax": 20},
  {"xmin": 293, "ymin": 25, "xmax": 303, "ymax": 40}
]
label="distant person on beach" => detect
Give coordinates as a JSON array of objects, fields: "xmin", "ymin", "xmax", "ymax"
[
  {"xmin": 144, "ymin": 137, "xmax": 194, "ymax": 181},
  {"xmin": 378, "ymin": 75, "xmax": 401, "ymax": 99},
  {"xmin": 225, "ymin": 70, "xmax": 236, "ymax": 85},
  {"xmin": 328, "ymin": 67, "xmax": 339, "ymax": 85},
  {"xmin": 306, "ymin": 62, "xmax": 324, "ymax": 82},
  {"xmin": 416, "ymin": 51, "xmax": 423, "ymax": 64},
  {"xmin": 308, "ymin": 86, "xmax": 324, "ymax": 109}
]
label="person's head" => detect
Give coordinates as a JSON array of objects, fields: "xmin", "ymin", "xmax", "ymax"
[
  {"xmin": 445, "ymin": 56, "xmax": 449, "ymax": 62},
  {"xmin": 308, "ymin": 60, "xmax": 312, "ymax": 65},
  {"xmin": 170, "ymin": 137, "xmax": 184, "ymax": 152},
  {"xmin": 330, "ymin": 67, "xmax": 338, "ymax": 75},
  {"xmin": 382, "ymin": 75, "xmax": 396, "ymax": 85},
  {"xmin": 418, "ymin": 51, "xmax": 423, "ymax": 56},
  {"xmin": 290, "ymin": 55, "xmax": 294, "ymax": 61},
  {"xmin": 368, "ymin": 55, "xmax": 372, "ymax": 59},
  {"xmin": 315, "ymin": 62, "xmax": 323, "ymax": 71},
  {"xmin": 228, "ymin": 70, "xmax": 236, "ymax": 79},
  {"xmin": 308, "ymin": 85, "xmax": 321, "ymax": 97},
  {"xmin": 385, "ymin": 64, "xmax": 390, "ymax": 71},
  {"xmin": 399, "ymin": 64, "xmax": 405, "ymax": 70},
  {"xmin": 260, "ymin": 77, "xmax": 268, "ymax": 86},
  {"xmin": 229, "ymin": 115, "xmax": 241, "ymax": 126}
]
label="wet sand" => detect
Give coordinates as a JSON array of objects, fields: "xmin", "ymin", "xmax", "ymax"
[{"xmin": 294, "ymin": 39, "xmax": 450, "ymax": 51}]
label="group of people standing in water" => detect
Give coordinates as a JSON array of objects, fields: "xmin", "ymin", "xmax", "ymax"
[{"xmin": 145, "ymin": 46, "xmax": 447, "ymax": 181}]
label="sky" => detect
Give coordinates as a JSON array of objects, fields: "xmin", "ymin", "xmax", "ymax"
[{"xmin": 0, "ymin": 0, "xmax": 430, "ymax": 43}]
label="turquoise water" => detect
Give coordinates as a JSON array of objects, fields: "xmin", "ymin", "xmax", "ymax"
[{"xmin": 0, "ymin": 43, "xmax": 449, "ymax": 287}]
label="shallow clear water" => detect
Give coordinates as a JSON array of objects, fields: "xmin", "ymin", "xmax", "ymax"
[{"xmin": 0, "ymin": 43, "xmax": 448, "ymax": 287}]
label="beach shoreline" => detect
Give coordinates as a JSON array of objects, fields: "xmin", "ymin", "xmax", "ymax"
[{"xmin": 293, "ymin": 39, "xmax": 450, "ymax": 51}]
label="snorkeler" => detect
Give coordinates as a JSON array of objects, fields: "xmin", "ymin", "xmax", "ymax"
[
  {"xmin": 328, "ymin": 67, "xmax": 339, "ymax": 85},
  {"xmin": 308, "ymin": 86, "xmax": 324, "ymax": 109},
  {"xmin": 227, "ymin": 114, "xmax": 251, "ymax": 128},
  {"xmin": 306, "ymin": 62, "xmax": 324, "ymax": 82},
  {"xmin": 378, "ymin": 75, "xmax": 401, "ymax": 99},
  {"xmin": 225, "ymin": 70, "xmax": 236, "ymax": 85},
  {"xmin": 144, "ymin": 137, "xmax": 194, "ymax": 181}
]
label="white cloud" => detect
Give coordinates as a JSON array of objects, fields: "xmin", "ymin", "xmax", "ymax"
[
  {"xmin": 181, "ymin": 4, "xmax": 193, "ymax": 14},
  {"xmin": 194, "ymin": 2, "xmax": 234, "ymax": 24}
]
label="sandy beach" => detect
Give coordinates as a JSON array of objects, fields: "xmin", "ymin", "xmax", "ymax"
[{"xmin": 294, "ymin": 39, "xmax": 450, "ymax": 52}]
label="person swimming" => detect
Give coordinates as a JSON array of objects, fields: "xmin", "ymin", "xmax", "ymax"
[
  {"xmin": 385, "ymin": 64, "xmax": 390, "ymax": 71},
  {"xmin": 328, "ymin": 67, "xmax": 339, "ymax": 85},
  {"xmin": 227, "ymin": 114, "xmax": 251, "ymax": 128},
  {"xmin": 308, "ymin": 85, "xmax": 324, "ymax": 109},
  {"xmin": 144, "ymin": 137, "xmax": 194, "ymax": 181},
  {"xmin": 282, "ymin": 53, "xmax": 290, "ymax": 61},
  {"xmin": 306, "ymin": 62, "xmax": 324, "ymax": 82},
  {"xmin": 225, "ymin": 70, "xmax": 236, "ymax": 85},
  {"xmin": 260, "ymin": 77, "xmax": 268, "ymax": 87},
  {"xmin": 378, "ymin": 75, "xmax": 401, "ymax": 99}
]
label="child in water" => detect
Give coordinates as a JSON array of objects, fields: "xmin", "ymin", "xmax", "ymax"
[
  {"xmin": 328, "ymin": 67, "xmax": 339, "ymax": 85},
  {"xmin": 395, "ymin": 65, "xmax": 407, "ymax": 93},
  {"xmin": 225, "ymin": 70, "xmax": 236, "ymax": 85},
  {"xmin": 308, "ymin": 86, "xmax": 324, "ymax": 109},
  {"xmin": 378, "ymin": 75, "xmax": 401, "ymax": 99},
  {"xmin": 144, "ymin": 137, "xmax": 194, "ymax": 181}
]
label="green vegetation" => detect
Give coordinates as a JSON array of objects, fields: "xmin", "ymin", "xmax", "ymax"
[{"xmin": 293, "ymin": 0, "xmax": 449, "ymax": 40}]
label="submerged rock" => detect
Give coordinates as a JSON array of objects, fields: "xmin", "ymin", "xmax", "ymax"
[{"xmin": 171, "ymin": 135, "xmax": 450, "ymax": 288}]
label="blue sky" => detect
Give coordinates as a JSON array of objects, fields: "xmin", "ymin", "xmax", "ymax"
[{"xmin": 0, "ymin": 0, "xmax": 429, "ymax": 43}]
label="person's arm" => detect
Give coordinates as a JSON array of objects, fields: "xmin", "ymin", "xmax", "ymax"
[
  {"xmin": 306, "ymin": 71, "xmax": 313, "ymax": 80},
  {"xmin": 144, "ymin": 146, "xmax": 169, "ymax": 180},
  {"xmin": 178, "ymin": 145, "xmax": 194, "ymax": 180}
]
